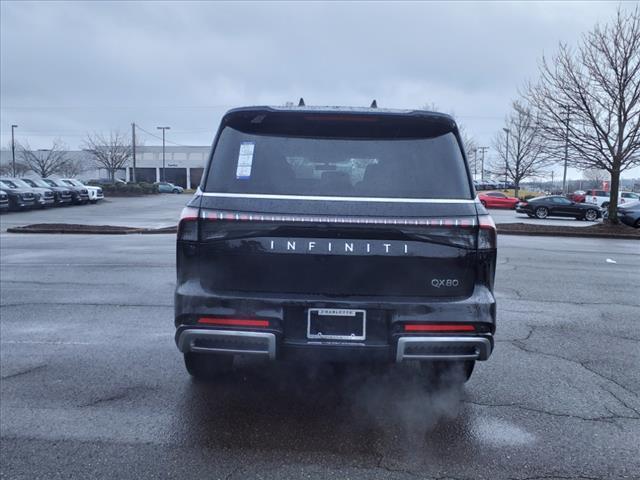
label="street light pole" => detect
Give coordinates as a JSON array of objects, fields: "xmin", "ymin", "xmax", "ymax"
[
  {"xmin": 503, "ymin": 128, "xmax": 510, "ymax": 190},
  {"xmin": 131, "ymin": 123, "xmax": 137, "ymax": 183},
  {"xmin": 478, "ymin": 146, "xmax": 489, "ymax": 181},
  {"xmin": 11, "ymin": 124, "xmax": 18, "ymax": 177},
  {"xmin": 156, "ymin": 126, "xmax": 170, "ymax": 182},
  {"xmin": 561, "ymin": 105, "xmax": 570, "ymax": 194},
  {"xmin": 473, "ymin": 148, "xmax": 478, "ymax": 179}
]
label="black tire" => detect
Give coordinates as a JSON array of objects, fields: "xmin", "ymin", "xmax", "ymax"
[
  {"xmin": 534, "ymin": 206, "xmax": 548, "ymax": 219},
  {"xmin": 420, "ymin": 360, "xmax": 475, "ymax": 385},
  {"xmin": 90, "ymin": 200, "xmax": 97, "ymax": 204},
  {"xmin": 184, "ymin": 352, "xmax": 233, "ymax": 380},
  {"xmin": 584, "ymin": 209, "xmax": 598, "ymax": 221}
]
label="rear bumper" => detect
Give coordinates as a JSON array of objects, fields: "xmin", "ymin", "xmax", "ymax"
[
  {"xmin": 175, "ymin": 327, "xmax": 492, "ymax": 362},
  {"xmin": 175, "ymin": 283, "xmax": 496, "ymax": 363},
  {"xmin": 177, "ymin": 329, "xmax": 276, "ymax": 359},
  {"xmin": 396, "ymin": 336, "xmax": 491, "ymax": 361}
]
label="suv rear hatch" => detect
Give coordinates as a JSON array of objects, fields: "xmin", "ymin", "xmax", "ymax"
[{"xmin": 182, "ymin": 107, "xmax": 483, "ymax": 300}]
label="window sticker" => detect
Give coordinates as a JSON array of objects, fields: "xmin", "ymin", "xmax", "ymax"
[{"xmin": 236, "ymin": 142, "xmax": 255, "ymax": 179}]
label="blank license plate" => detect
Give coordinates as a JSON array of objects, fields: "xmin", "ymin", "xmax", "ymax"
[{"xmin": 307, "ymin": 308, "xmax": 366, "ymax": 341}]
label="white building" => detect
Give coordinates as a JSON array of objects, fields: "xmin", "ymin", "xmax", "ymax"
[
  {"xmin": 124, "ymin": 145, "xmax": 210, "ymax": 189},
  {"xmin": 0, "ymin": 145, "xmax": 211, "ymax": 189}
]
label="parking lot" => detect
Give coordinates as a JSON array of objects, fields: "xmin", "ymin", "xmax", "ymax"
[
  {"xmin": 1, "ymin": 194, "xmax": 603, "ymax": 232},
  {"xmin": 0, "ymin": 195, "xmax": 188, "ymax": 231},
  {"xmin": 1, "ymin": 207, "xmax": 639, "ymax": 478}
]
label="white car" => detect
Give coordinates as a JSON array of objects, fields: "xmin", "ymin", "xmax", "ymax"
[
  {"xmin": 61, "ymin": 178, "xmax": 104, "ymax": 203},
  {"xmin": 584, "ymin": 189, "xmax": 640, "ymax": 208}
]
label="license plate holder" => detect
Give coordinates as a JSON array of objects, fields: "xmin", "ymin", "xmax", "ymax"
[{"xmin": 307, "ymin": 308, "xmax": 366, "ymax": 341}]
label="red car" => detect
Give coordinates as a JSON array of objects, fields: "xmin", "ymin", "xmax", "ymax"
[
  {"xmin": 478, "ymin": 191, "xmax": 520, "ymax": 209},
  {"xmin": 568, "ymin": 190, "xmax": 586, "ymax": 203}
]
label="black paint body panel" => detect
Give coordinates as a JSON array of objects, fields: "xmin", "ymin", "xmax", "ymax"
[{"xmin": 175, "ymin": 107, "xmax": 497, "ymax": 362}]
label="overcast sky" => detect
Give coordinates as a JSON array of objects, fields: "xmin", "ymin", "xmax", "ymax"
[{"xmin": 1, "ymin": 1, "xmax": 636, "ymax": 179}]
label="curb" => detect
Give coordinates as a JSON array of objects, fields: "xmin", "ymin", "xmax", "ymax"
[
  {"xmin": 5, "ymin": 224, "xmax": 637, "ymax": 239},
  {"xmin": 497, "ymin": 229, "xmax": 638, "ymax": 240},
  {"xmin": 6, "ymin": 225, "xmax": 177, "ymax": 235}
]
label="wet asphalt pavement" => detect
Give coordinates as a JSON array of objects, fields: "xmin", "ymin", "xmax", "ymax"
[{"xmin": 1, "ymin": 233, "xmax": 639, "ymax": 479}]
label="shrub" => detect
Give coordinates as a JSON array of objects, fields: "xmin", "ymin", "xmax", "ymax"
[
  {"xmin": 139, "ymin": 182, "xmax": 159, "ymax": 194},
  {"xmin": 95, "ymin": 182, "xmax": 158, "ymax": 196}
]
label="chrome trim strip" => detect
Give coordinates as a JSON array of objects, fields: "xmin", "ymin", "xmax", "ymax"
[
  {"xmin": 177, "ymin": 329, "xmax": 276, "ymax": 360},
  {"xmin": 200, "ymin": 192, "xmax": 475, "ymax": 204},
  {"xmin": 396, "ymin": 336, "xmax": 492, "ymax": 362}
]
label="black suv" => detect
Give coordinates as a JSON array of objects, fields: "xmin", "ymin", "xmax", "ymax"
[
  {"xmin": 175, "ymin": 106, "xmax": 497, "ymax": 383},
  {"xmin": 44, "ymin": 178, "xmax": 89, "ymax": 204}
]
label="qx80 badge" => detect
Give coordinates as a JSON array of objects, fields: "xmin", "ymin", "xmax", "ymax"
[{"xmin": 264, "ymin": 238, "xmax": 411, "ymax": 256}]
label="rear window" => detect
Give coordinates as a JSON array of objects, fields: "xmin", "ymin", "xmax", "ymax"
[{"xmin": 204, "ymin": 126, "xmax": 471, "ymax": 199}]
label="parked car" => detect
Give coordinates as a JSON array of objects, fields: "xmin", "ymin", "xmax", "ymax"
[
  {"xmin": 478, "ymin": 191, "xmax": 519, "ymax": 209},
  {"xmin": 21, "ymin": 177, "xmax": 73, "ymax": 206},
  {"xmin": 516, "ymin": 195, "xmax": 601, "ymax": 221},
  {"xmin": 155, "ymin": 182, "xmax": 183, "ymax": 193},
  {"xmin": 60, "ymin": 178, "xmax": 104, "ymax": 203},
  {"xmin": 584, "ymin": 189, "xmax": 640, "ymax": 208},
  {"xmin": 618, "ymin": 200, "xmax": 640, "ymax": 228},
  {"xmin": 474, "ymin": 180, "xmax": 501, "ymax": 191},
  {"xmin": 44, "ymin": 178, "xmax": 89, "ymax": 204},
  {"xmin": 568, "ymin": 190, "xmax": 586, "ymax": 203},
  {"xmin": 620, "ymin": 191, "xmax": 640, "ymax": 205},
  {"xmin": 87, "ymin": 178, "xmax": 126, "ymax": 186},
  {"xmin": 0, "ymin": 177, "xmax": 55, "ymax": 208},
  {"xmin": 0, "ymin": 190, "xmax": 9, "ymax": 212},
  {"xmin": 174, "ymin": 104, "xmax": 496, "ymax": 384},
  {"xmin": 0, "ymin": 181, "xmax": 37, "ymax": 210}
]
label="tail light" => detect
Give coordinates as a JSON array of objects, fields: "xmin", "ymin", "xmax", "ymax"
[
  {"xmin": 178, "ymin": 206, "xmax": 199, "ymax": 241},
  {"xmin": 404, "ymin": 324, "xmax": 475, "ymax": 332},
  {"xmin": 478, "ymin": 214, "xmax": 497, "ymax": 250},
  {"xmin": 198, "ymin": 317, "xmax": 269, "ymax": 327}
]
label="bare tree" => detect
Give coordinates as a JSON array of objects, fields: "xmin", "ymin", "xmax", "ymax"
[
  {"xmin": 58, "ymin": 157, "xmax": 88, "ymax": 178},
  {"xmin": 0, "ymin": 162, "xmax": 30, "ymax": 176},
  {"xmin": 582, "ymin": 168, "xmax": 608, "ymax": 188},
  {"xmin": 458, "ymin": 124, "xmax": 479, "ymax": 176},
  {"xmin": 0, "ymin": 142, "xmax": 31, "ymax": 176},
  {"xmin": 83, "ymin": 131, "xmax": 132, "ymax": 181},
  {"xmin": 18, "ymin": 140, "xmax": 69, "ymax": 178},
  {"xmin": 489, "ymin": 101, "xmax": 552, "ymax": 197},
  {"xmin": 527, "ymin": 7, "xmax": 640, "ymax": 223}
]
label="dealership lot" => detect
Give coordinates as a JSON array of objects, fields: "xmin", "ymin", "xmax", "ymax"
[
  {"xmin": 489, "ymin": 207, "xmax": 600, "ymax": 227},
  {"xmin": 1, "ymin": 194, "xmax": 601, "ymax": 231},
  {"xmin": 0, "ymin": 195, "xmax": 188, "ymax": 231},
  {"xmin": 1, "ymin": 233, "xmax": 638, "ymax": 479}
]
